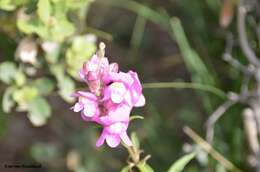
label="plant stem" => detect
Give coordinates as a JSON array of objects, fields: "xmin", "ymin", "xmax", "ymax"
[{"xmin": 143, "ymin": 82, "xmax": 226, "ymax": 99}]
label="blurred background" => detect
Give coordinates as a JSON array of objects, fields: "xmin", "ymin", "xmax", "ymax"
[{"xmin": 0, "ymin": 0, "xmax": 259, "ymax": 171}]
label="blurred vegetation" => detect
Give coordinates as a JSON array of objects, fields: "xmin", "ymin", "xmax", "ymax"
[{"xmin": 0, "ymin": 0, "xmax": 259, "ymax": 171}]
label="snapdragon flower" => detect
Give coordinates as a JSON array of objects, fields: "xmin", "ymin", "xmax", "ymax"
[{"xmin": 72, "ymin": 43, "xmax": 145, "ymax": 148}]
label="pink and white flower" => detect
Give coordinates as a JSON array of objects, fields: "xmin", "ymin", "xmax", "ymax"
[
  {"xmin": 72, "ymin": 91, "xmax": 100, "ymax": 120},
  {"xmin": 102, "ymin": 71, "xmax": 145, "ymax": 107},
  {"xmin": 72, "ymin": 52, "xmax": 145, "ymax": 148}
]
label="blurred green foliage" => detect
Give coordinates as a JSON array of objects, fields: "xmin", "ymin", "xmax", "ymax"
[
  {"xmin": 0, "ymin": 0, "xmax": 96, "ymax": 126},
  {"xmin": 0, "ymin": 0, "xmax": 256, "ymax": 171}
]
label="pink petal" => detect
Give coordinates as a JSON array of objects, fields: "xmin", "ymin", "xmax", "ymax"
[
  {"xmin": 102, "ymin": 72, "xmax": 120, "ymax": 84},
  {"xmin": 77, "ymin": 91, "xmax": 97, "ymax": 101},
  {"xmin": 124, "ymin": 91, "xmax": 132, "ymax": 106},
  {"xmin": 73, "ymin": 102, "xmax": 83, "ymax": 112},
  {"xmin": 134, "ymin": 94, "xmax": 145, "ymax": 107},
  {"xmin": 87, "ymin": 71, "xmax": 98, "ymax": 80},
  {"xmin": 108, "ymin": 104, "xmax": 132, "ymax": 122},
  {"xmin": 83, "ymin": 103, "xmax": 97, "ymax": 117},
  {"xmin": 96, "ymin": 130, "xmax": 106, "ymax": 147},
  {"xmin": 129, "ymin": 71, "xmax": 142, "ymax": 87},
  {"xmin": 106, "ymin": 134, "xmax": 121, "ymax": 148},
  {"xmin": 109, "ymin": 63, "xmax": 119, "ymax": 72},
  {"xmin": 87, "ymin": 56, "xmax": 99, "ymax": 71},
  {"xmin": 120, "ymin": 132, "xmax": 132, "ymax": 146},
  {"xmin": 98, "ymin": 116, "xmax": 113, "ymax": 125},
  {"xmin": 118, "ymin": 72, "xmax": 134, "ymax": 86},
  {"xmin": 110, "ymin": 82, "xmax": 126, "ymax": 103},
  {"xmin": 80, "ymin": 112, "xmax": 91, "ymax": 121},
  {"xmin": 101, "ymin": 87, "xmax": 111, "ymax": 102},
  {"xmin": 79, "ymin": 68, "xmax": 85, "ymax": 81},
  {"xmin": 108, "ymin": 122, "xmax": 127, "ymax": 134}
]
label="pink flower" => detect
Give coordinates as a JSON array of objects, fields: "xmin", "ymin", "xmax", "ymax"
[
  {"xmin": 102, "ymin": 71, "xmax": 145, "ymax": 107},
  {"xmin": 79, "ymin": 55, "xmax": 119, "ymax": 94},
  {"xmin": 96, "ymin": 122, "xmax": 132, "ymax": 148},
  {"xmin": 72, "ymin": 91, "xmax": 100, "ymax": 120},
  {"xmin": 72, "ymin": 51, "xmax": 145, "ymax": 148}
]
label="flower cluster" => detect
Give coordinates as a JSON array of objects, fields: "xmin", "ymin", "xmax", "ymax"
[{"xmin": 72, "ymin": 45, "xmax": 145, "ymax": 148}]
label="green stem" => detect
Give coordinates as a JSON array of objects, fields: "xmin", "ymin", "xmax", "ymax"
[{"xmin": 142, "ymin": 82, "xmax": 226, "ymax": 99}]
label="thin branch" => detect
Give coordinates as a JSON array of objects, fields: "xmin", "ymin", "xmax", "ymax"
[
  {"xmin": 243, "ymin": 108, "xmax": 260, "ymax": 156},
  {"xmin": 243, "ymin": 108, "xmax": 260, "ymax": 172},
  {"xmin": 183, "ymin": 126, "xmax": 243, "ymax": 172},
  {"xmin": 206, "ymin": 99, "xmax": 237, "ymax": 143},
  {"xmin": 223, "ymin": 52, "xmax": 252, "ymax": 74},
  {"xmin": 237, "ymin": 2, "xmax": 260, "ymax": 66}
]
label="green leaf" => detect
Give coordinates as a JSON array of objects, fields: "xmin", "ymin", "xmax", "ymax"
[
  {"xmin": 27, "ymin": 97, "xmax": 51, "ymax": 126},
  {"xmin": 0, "ymin": 0, "xmax": 16, "ymax": 11},
  {"xmin": 58, "ymin": 76, "xmax": 75, "ymax": 102},
  {"xmin": 50, "ymin": 64, "xmax": 64, "ymax": 80},
  {"xmin": 0, "ymin": 61, "xmax": 17, "ymax": 84},
  {"xmin": 37, "ymin": 0, "xmax": 51, "ymax": 25},
  {"xmin": 12, "ymin": 86, "xmax": 39, "ymax": 104},
  {"xmin": 2, "ymin": 87, "xmax": 15, "ymax": 113},
  {"xmin": 51, "ymin": 19, "xmax": 75, "ymax": 42},
  {"xmin": 17, "ymin": 18, "xmax": 49, "ymax": 39},
  {"xmin": 137, "ymin": 162, "xmax": 154, "ymax": 172},
  {"xmin": 51, "ymin": 64, "xmax": 75, "ymax": 102},
  {"xmin": 33, "ymin": 77, "xmax": 55, "ymax": 95},
  {"xmin": 170, "ymin": 18, "xmax": 214, "ymax": 86},
  {"xmin": 14, "ymin": 71, "xmax": 26, "ymax": 86},
  {"xmin": 167, "ymin": 152, "xmax": 196, "ymax": 172}
]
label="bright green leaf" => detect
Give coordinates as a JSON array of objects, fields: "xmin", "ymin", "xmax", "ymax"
[
  {"xmin": 33, "ymin": 77, "xmax": 55, "ymax": 95},
  {"xmin": 2, "ymin": 87, "xmax": 15, "ymax": 113},
  {"xmin": 37, "ymin": 0, "xmax": 51, "ymax": 25},
  {"xmin": 14, "ymin": 71, "xmax": 26, "ymax": 86},
  {"xmin": 27, "ymin": 97, "xmax": 51, "ymax": 126},
  {"xmin": 58, "ymin": 76, "xmax": 75, "ymax": 102},
  {"xmin": 0, "ymin": 61, "xmax": 17, "ymax": 84},
  {"xmin": 17, "ymin": 18, "xmax": 49, "ymax": 39},
  {"xmin": 50, "ymin": 64, "xmax": 64, "ymax": 80},
  {"xmin": 50, "ymin": 64, "xmax": 75, "ymax": 102},
  {"xmin": 51, "ymin": 19, "xmax": 75, "ymax": 42},
  {"xmin": 12, "ymin": 86, "xmax": 39, "ymax": 104},
  {"xmin": 0, "ymin": 0, "xmax": 16, "ymax": 11},
  {"xmin": 167, "ymin": 152, "xmax": 196, "ymax": 172}
]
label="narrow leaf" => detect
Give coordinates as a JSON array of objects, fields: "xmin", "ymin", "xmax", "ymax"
[
  {"xmin": 137, "ymin": 163, "xmax": 154, "ymax": 172},
  {"xmin": 167, "ymin": 152, "xmax": 196, "ymax": 172}
]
